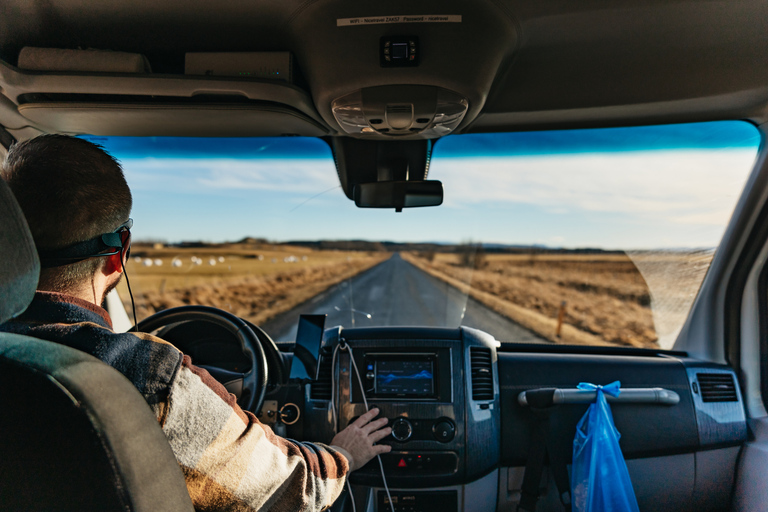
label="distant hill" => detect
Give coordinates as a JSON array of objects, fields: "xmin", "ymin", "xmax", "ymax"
[
  {"xmin": 136, "ymin": 238, "xmax": 623, "ymax": 255},
  {"xmin": 235, "ymin": 237, "xmax": 270, "ymax": 245},
  {"xmin": 281, "ymin": 240, "xmax": 622, "ymax": 255}
]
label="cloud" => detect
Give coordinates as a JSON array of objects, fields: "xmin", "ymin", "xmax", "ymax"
[
  {"xmin": 122, "ymin": 158, "xmax": 338, "ymax": 195},
  {"xmin": 431, "ymin": 149, "xmax": 757, "ymax": 226},
  {"xmin": 119, "ymin": 148, "xmax": 759, "ymax": 249}
]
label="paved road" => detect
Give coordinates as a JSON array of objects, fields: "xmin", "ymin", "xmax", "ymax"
[{"xmin": 263, "ymin": 253, "xmax": 548, "ymax": 344}]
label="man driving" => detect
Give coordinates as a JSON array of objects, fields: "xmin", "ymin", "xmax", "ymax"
[{"xmin": 0, "ymin": 134, "xmax": 392, "ymax": 511}]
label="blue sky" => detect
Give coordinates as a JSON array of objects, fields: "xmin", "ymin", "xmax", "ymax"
[{"xmin": 82, "ymin": 121, "xmax": 761, "ymax": 250}]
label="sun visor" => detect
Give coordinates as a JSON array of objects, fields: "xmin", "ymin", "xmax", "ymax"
[
  {"xmin": 0, "ymin": 59, "xmax": 329, "ymax": 138},
  {"xmin": 17, "ymin": 103, "xmax": 329, "ymax": 137}
]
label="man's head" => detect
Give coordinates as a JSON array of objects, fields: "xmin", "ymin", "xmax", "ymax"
[{"xmin": 1, "ymin": 134, "xmax": 132, "ymax": 300}]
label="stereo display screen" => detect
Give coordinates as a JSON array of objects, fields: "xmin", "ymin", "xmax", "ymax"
[{"xmin": 375, "ymin": 358, "xmax": 435, "ymax": 397}]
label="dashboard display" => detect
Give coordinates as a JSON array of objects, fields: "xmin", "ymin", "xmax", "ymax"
[{"xmin": 375, "ymin": 359, "xmax": 435, "ymax": 397}]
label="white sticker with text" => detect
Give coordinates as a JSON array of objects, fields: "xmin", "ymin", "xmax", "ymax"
[{"xmin": 337, "ymin": 15, "xmax": 462, "ymax": 27}]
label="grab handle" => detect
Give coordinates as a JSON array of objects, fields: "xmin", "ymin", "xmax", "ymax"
[{"xmin": 518, "ymin": 387, "xmax": 679, "ymax": 408}]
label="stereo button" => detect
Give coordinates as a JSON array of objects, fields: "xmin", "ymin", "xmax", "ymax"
[
  {"xmin": 433, "ymin": 420, "xmax": 455, "ymax": 443},
  {"xmin": 391, "ymin": 418, "xmax": 413, "ymax": 442}
]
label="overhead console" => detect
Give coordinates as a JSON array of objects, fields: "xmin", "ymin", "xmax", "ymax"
[
  {"xmin": 287, "ymin": 0, "xmax": 518, "ymax": 136},
  {"xmin": 332, "ymin": 85, "xmax": 468, "ymax": 139}
]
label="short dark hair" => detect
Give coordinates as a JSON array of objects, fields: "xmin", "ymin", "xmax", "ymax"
[{"xmin": 2, "ymin": 134, "xmax": 132, "ymax": 292}]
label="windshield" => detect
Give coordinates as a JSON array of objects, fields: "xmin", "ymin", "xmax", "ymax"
[{"xmin": 93, "ymin": 120, "xmax": 761, "ymax": 349}]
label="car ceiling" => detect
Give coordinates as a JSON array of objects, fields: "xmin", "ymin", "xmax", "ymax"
[{"xmin": 1, "ymin": 0, "xmax": 768, "ymax": 141}]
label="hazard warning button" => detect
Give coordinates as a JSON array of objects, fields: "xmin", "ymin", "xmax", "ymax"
[{"xmin": 376, "ymin": 452, "xmax": 459, "ymax": 475}]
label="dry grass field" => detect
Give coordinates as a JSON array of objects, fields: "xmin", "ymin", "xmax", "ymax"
[
  {"xmin": 117, "ymin": 239, "xmax": 709, "ymax": 349},
  {"xmin": 116, "ymin": 242, "xmax": 388, "ymax": 326},
  {"xmin": 404, "ymin": 251, "xmax": 712, "ymax": 348}
]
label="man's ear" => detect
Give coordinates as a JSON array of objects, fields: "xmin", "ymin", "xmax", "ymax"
[{"xmin": 103, "ymin": 252, "xmax": 125, "ymax": 276}]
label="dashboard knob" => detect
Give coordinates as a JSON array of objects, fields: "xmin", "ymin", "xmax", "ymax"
[
  {"xmin": 391, "ymin": 418, "xmax": 413, "ymax": 442},
  {"xmin": 433, "ymin": 420, "xmax": 455, "ymax": 443}
]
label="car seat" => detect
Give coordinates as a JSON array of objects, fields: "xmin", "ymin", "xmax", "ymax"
[{"xmin": 0, "ymin": 176, "xmax": 194, "ymax": 511}]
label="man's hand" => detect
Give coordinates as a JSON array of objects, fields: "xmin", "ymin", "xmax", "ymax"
[{"xmin": 331, "ymin": 408, "xmax": 392, "ymax": 472}]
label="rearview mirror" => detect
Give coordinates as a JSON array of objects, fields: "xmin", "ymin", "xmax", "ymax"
[{"xmin": 353, "ymin": 180, "xmax": 443, "ymax": 212}]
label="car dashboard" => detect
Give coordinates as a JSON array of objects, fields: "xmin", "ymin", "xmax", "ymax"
[{"xmin": 245, "ymin": 325, "xmax": 748, "ymax": 512}]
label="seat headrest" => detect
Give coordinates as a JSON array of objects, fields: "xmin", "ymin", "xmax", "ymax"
[
  {"xmin": 0, "ymin": 335, "xmax": 195, "ymax": 511},
  {"xmin": 0, "ymin": 176, "xmax": 39, "ymax": 323}
]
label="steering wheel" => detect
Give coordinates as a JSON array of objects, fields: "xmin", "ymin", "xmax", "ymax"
[{"xmin": 136, "ymin": 305, "xmax": 269, "ymax": 413}]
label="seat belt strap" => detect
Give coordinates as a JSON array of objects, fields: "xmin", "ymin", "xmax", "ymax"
[
  {"xmin": 545, "ymin": 432, "xmax": 572, "ymax": 511},
  {"xmin": 517, "ymin": 409, "xmax": 572, "ymax": 512},
  {"xmin": 517, "ymin": 414, "xmax": 549, "ymax": 512}
]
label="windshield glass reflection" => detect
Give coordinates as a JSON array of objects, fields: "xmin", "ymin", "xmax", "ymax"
[{"xmin": 91, "ymin": 121, "xmax": 760, "ymax": 348}]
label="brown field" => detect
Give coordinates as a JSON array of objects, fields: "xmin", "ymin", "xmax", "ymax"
[
  {"xmin": 116, "ymin": 243, "xmax": 388, "ymax": 326},
  {"xmin": 403, "ymin": 251, "xmax": 712, "ymax": 348},
  {"xmin": 117, "ymin": 240, "xmax": 709, "ymax": 349}
]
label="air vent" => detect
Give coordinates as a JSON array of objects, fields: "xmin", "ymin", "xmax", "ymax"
[
  {"xmin": 470, "ymin": 347, "xmax": 494, "ymax": 401},
  {"xmin": 697, "ymin": 373, "xmax": 738, "ymax": 403},
  {"xmin": 310, "ymin": 347, "xmax": 333, "ymax": 400}
]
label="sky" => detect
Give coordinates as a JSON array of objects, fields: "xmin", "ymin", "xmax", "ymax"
[{"xmin": 82, "ymin": 121, "xmax": 762, "ymax": 250}]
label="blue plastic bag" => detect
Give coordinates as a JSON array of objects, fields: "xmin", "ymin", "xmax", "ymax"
[{"xmin": 571, "ymin": 381, "xmax": 640, "ymax": 512}]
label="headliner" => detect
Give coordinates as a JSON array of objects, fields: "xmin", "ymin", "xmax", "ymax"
[{"xmin": 1, "ymin": 0, "xmax": 767, "ymax": 141}]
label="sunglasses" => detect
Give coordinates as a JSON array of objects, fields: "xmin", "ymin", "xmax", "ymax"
[
  {"xmin": 99, "ymin": 218, "xmax": 133, "ymax": 260},
  {"xmin": 38, "ymin": 218, "xmax": 134, "ymax": 268}
]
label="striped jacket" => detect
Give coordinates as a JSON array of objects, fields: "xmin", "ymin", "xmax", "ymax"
[{"xmin": 1, "ymin": 291, "xmax": 350, "ymax": 511}]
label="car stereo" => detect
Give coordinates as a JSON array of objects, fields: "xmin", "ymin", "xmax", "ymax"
[
  {"xmin": 366, "ymin": 354, "xmax": 436, "ymax": 398},
  {"xmin": 360, "ymin": 351, "xmax": 450, "ymax": 401}
]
